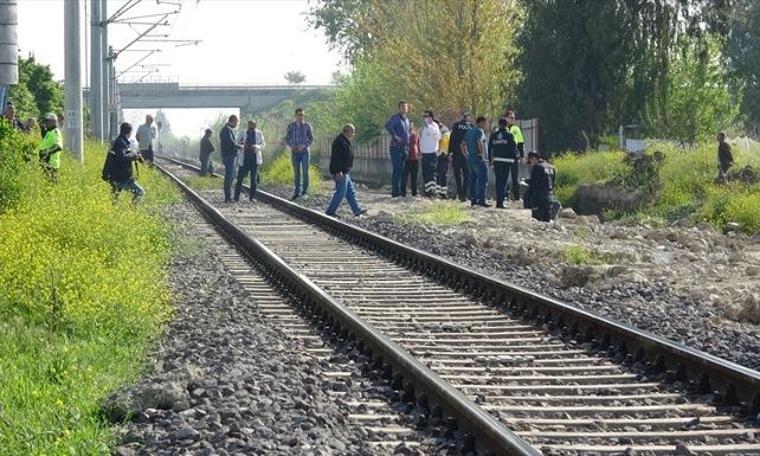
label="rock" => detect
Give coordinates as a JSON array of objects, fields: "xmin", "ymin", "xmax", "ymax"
[
  {"xmin": 559, "ymin": 208, "xmax": 577, "ymax": 219},
  {"xmin": 675, "ymin": 443, "xmax": 696, "ymax": 455},
  {"xmin": 746, "ymin": 266, "xmax": 760, "ymax": 276},
  {"xmin": 139, "ymin": 382, "xmax": 190, "ymax": 412},
  {"xmin": 725, "ymin": 222, "xmax": 741, "ymax": 232},
  {"xmin": 173, "ymin": 426, "xmax": 200, "ymax": 441},
  {"xmin": 114, "ymin": 446, "xmax": 136, "ymax": 456},
  {"xmin": 560, "ymin": 265, "xmax": 597, "ymax": 288}
]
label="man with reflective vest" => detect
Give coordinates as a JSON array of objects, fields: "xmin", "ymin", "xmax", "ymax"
[
  {"xmin": 488, "ymin": 117, "xmax": 517, "ymax": 209},
  {"xmin": 505, "ymin": 110, "xmax": 525, "ymax": 201},
  {"xmin": 38, "ymin": 113, "xmax": 63, "ymax": 180}
]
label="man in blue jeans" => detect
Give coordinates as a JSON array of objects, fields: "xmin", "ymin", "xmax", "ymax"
[
  {"xmin": 326, "ymin": 123, "xmax": 367, "ymax": 217},
  {"xmin": 285, "ymin": 107, "xmax": 314, "ymax": 200},
  {"xmin": 462, "ymin": 116, "xmax": 491, "ymax": 207},
  {"xmin": 219, "ymin": 115, "xmax": 243, "ymax": 203},
  {"xmin": 385, "ymin": 100, "xmax": 411, "ymax": 197}
]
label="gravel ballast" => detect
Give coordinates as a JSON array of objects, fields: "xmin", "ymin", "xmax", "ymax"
[
  {"xmin": 107, "ymin": 200, "xmax": 465, "ymax": 456},
  {"xmin": 262, "ymin": 183, "xmax": 760, "ymax": 371}
]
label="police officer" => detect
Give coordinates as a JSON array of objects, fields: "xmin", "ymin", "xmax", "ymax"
[
  {"xmin": 505, "ymin": 110, "xmax": 525, "ymax": 201},
  {"xmin": 38, "ymin": 113, "xmax": 63, "ymax": 180},
  {"xmin": 488, "ymin": 118, "xmax": 517, "ymax": 209},
  {"xmin": 448, "ymin": 110, "xmax": 474, "ymax": 201},
  {"xmin": 523, "ymin": 151, "xmax": 560, "ymax": 222}
]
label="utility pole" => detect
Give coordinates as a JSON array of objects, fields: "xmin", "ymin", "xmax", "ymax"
[
  {"xmin": 0, "ymin": 0, "xmax": 19, "ymax": 109},
  {"xmin": 101, "ymin": 0, "xmax": 110, "ymax": 140},
  {"xmin": 89, "ymin": 0, "xmax": 103, "ymax": 140},
  {"xmin": 64, "ymin": 0, "xmax": 83, "ymax": 161}
]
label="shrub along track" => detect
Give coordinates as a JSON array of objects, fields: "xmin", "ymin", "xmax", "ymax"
[{"xmin": 156, "ymin": 156, "xmax": 760, "ymax": 455}]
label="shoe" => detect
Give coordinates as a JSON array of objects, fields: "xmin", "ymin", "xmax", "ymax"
[
  {"xmin": 478, "ymin": 202, "xmax": 492, "ymax": 208},
  {"xmin": 496, "ymin": 203, "xmax": 505, "ymax": 209},
  {"xmin": 470, "ymin": 201, "xmax": 476, "ymax": 207},
  {"xmin": 301, "ymin": 194, "xmax": 310, "ymax": 200},
  {"xmin": 354, "ymin": 209, "xmax": 368, "ymax": 217},
  {"xmin": 459, "ymin": 196, "xmax": 467, "ymax": 202},
  {"xmin": 290, "ymin": 194, "xmax": 300, "ymax": 201},
  {"xmin": 325, "ymin": 211, "xmax": 337, "ymax": 217}
]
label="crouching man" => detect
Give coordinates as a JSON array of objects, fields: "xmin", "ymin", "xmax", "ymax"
[
  {"xmin": 102, "ymin": 122, "xmax": 145, "ymax": 203},
  {"xmin": 523, "ymin": 151, "xmax": 560, "ymax": 222}
]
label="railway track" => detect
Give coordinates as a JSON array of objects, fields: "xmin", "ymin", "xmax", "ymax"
[{"xmin": 156, "ymin": 155, "xmax": 760, "ymax": 455}]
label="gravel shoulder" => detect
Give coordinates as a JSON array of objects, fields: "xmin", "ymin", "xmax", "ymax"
[
  {"xmin": 263, "ymin": 183, "xmax": 760, "ymax": 371},
  {"xmin": 107, "ymin": 199, "xmax": 465, "ymax": 456}
]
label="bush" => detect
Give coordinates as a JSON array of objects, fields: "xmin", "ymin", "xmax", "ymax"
[
  {"xmin": 562, "ymin": 244, "xmax": 605, "ymax": 265},
  {"xmin": 0, "ymin": 120, "xmax": 38, "ymax": 210},
  {"xmin": 260, "ymin": 150, "xmax": 323, "ymax": 194},
  {"xmin": 552, "ymin": 150, "xmax": 630, "ymax": 205},
  {"xmin": 0, "ymin": 137, "xmax": 178, "ymax": 454}
]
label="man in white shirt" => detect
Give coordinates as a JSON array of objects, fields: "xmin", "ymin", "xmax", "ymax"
[
  {"xmin": 420, "ymin": 110, "xmax": 442, "ymax": 197},
  {"xmin": 135, "ymin": 114, "xmax": 157, "ymax": 164},
  {"xmin": 234, "ymin": 120, "xmax": 266, "ymax": 202}
]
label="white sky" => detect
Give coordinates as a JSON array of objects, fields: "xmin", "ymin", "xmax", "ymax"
[{"xmin": 16, "ymin": 0, "xmax": 344, "ymax": 138}]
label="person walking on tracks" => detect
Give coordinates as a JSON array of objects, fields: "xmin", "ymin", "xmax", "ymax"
[
  {"xmin": 385, "ymin": 101, "xmax": 411, "ymax": 197},
  {"xmin": 420, "ymin": 110, "xmax": 442, "ymax": 197},
  {"xmin": 523, "ymin": 151, "xmax": 560, "ymax": 222},
  {"xmin": 716, "ymin": 131, "xmax": 734, "ymax": 183},
  {"xmin": 220, "ymin": 115, "xmax": 243, "ymax": 203},
  {"xmin": 449, "ymin": 110, "xmax": 474, "ymax": 201},
  {"xmin": 102, "ymin": 122, "xmax": 145, "ymax": 203},
  {"xmin": 285, "ymin": 107, "xmax": 314, "ymax": 200},
  {"xmin": 235, "ymin": 120, "xmax": 265, "ymax": 202},
  {"xmin": 489, "ymin": 117, "xmax": 518, "ymax": 209},
  {"xmin": 326, "ymin": 124, "xmax": 367, "ymax": 218},
  {"xmin": 38, "ymin": 113, "xmax": 63, "ymax": 181},
  {"xmin": 135, "ymin": 114, "xmax": 157, "ymax": 165},
  {"xmin": 505, "ymin": 110, "xmax": 525, "ymax": 201},
  {"xmin": 199, "ymin": 128, "xmax": 215, "ymax": 176},
  {"xmin": 463, "ymin": 116, "xmax": 490, "ymax": 207},
  {"xmin": 401, "ymin": 122, "xmax": 420, "ymax": 197}
]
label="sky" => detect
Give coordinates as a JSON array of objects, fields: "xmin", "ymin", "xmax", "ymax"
[{"xmin": 16, "ymin": 0, "xmax": 344, "ymax": 138}]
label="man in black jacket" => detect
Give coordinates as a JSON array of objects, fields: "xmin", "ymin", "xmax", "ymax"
[
  {"xmin": 717, "ymin": 131, "xmax": 734, "ymax": 183},
  {"xmin": 326, "ymin": 124, "xmax": 367, "ymax": 217},
  {"xmin": 102, "ymin": 122, "xmax": 145, "ymax": 202},
  {"xmin": 199, "ymin": 128, "xmax": 215, "ymax": 176},
  {"xmin": 449, "ymin": 110, "xmax": 474, "ymax": 201},
  {"xmin": 523, "ymin": 152, "xmax": 560, "ymax": 222},
  {"xmin": 489, "ymin": 117, "xmax": 518, "ymax": 209}
]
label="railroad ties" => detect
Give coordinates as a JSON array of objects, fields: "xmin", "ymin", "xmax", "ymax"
[{"xmin": 157, "ymin": 156, "xmax": 760, "ymax": 455}]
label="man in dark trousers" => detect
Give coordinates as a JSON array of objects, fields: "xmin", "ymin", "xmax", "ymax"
[
  {"xmin": 385, "ymin": 101, "xmax": 411, "ymax": 197},
  {"xmin": 717, "ymin": 131, "xmax": 734, "ymax": 183},
  {"xmin": 505, "ymin": 110, "xmax": 525, "ymax": 201},
  {"xmin": 449, "ymin": 110, "xmax": 474, "ymax": 201},
  {"xmin": 199, "ymin": 128, "xmax": 215, "ymax": 176},
  {"xmin": 326, "ymin": 124, "xmax": 367, "ymax": 217},
  {"xmin": 102, "ymin": 122, "xmax": 145, "ymax": 203},
  {"xmin": 523, "ymin": 151, "xmax": 560, "ymax": 222},
  {"xmin": 219, "ymin": 115, "xmax": 242, "ymax": 203},
  {"xmin": 235, "ymin": 120, "xmax": 265, "ymax": 202},
  {"xmin": 489, "ymin": 117, "xmax": 517, "ymax": 209}
]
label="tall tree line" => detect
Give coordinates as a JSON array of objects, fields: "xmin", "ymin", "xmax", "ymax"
[{"xmin": 311, "ymin": 0, "xmax": 759, "ymax": 151}]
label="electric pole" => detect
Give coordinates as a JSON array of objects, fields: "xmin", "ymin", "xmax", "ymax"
[
  {"xmin": 64, "ymin": 0, "xmax": 83, "ymax": 161},
  {"xmin": 0, "ymin": 0, "xmax": 19, "ymax": 109},
  {"xmin": 89, "ymin": 0, "xmax": 103, "ymax": 140}
]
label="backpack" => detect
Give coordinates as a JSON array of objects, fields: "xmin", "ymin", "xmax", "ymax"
[{"xmin": 101, "ymin": 150, "xmax": 116, "ymax": 182}]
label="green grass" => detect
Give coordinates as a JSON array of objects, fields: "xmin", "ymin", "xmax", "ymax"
[
  {"xmin": 552, "ymin": 140, "xmax": 760, "ymax": 233},
  {"xmin": 399, "ymin": 201, "xmax": 471, "ymax": 226},
  {"xmin": 182, "ymin": 174, "xmax": 222, "ymax": 190},
  {"xmin": 0, "ymin": 135, "xmax": 178, "ymax": 455},
  {"xmin": 562, "ymin": 244, "xmax": 606, "ymax": 265},
  {"xmin": 260, "ymin": 150, "xmax": 323, "ymax": 195}
]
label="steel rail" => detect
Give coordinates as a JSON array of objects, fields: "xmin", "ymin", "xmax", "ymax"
[
  {"xmin": 158, "ymin": 154, "xmax": 760, "ymax": 415},
  {"xmin": 155, "ymin": 161, "xmax": 541, "ymax": 455}
]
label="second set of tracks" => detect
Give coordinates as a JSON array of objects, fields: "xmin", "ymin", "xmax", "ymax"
[{"xmin": 156, "ymin": 155, "xmax": 760, "ymax": 455}]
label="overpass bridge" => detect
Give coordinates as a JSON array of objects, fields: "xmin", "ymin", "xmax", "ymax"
[{"xmin": 86, "ymin": 82, "xmax": 334, "ymax": 117}]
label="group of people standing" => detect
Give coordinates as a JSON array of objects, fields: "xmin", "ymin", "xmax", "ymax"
[
  {"xmin": 5, "ymin": 100, "xmax": 63, "ymax": 180},
  {"xmin": 384, "ymin": 102, "xmax": 560, "ymax": 221}
]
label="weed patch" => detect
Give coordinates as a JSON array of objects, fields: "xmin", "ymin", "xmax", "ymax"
[
  {"xmin": 182, "ymin": 174, "xmax": 222, "ymax": 190},
  {"xmin": 398, "ymin": 201, "xmax": 471, "ymax": 226},
  {"xmin": 0, "ymin": 134, "xmax": 177, "ymax": 454},
  {"xmin": 562, "ymin": 244, "xmax": 606, "ymax": 265},
  {"xmin": 260, "ymin": 150, "xmax": 323, "ymax": 195}
]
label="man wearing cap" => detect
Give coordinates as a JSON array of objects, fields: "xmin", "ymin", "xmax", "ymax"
[
  {"xmin": 38, "ymin": 113, "xmax": 63, "ymax": 180},
  {"xmin": 523, "ymin": 151, "xmax": 560, "ymax": 222},
  {"xmin": 448, "ymin": 110, "xmax": 474, "ymax": 201},
  {"xmin": 4, "ymin": 102, "xmax": 27, "ymax": 132},
  {"xmin": 135, "ymin": 114, "xmax": 157, "ymax": 165}
]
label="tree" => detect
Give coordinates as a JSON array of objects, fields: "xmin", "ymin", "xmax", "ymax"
[
  {"xmin": 726, "ymin": 0, "xmax": 760, "ymax": 133},
  {"xmin": 8, "ymin": 56, "xmax": 63, "ymax": 120},
  {"xmin": 284, "ymin": 71, "xmax": 306, "ymax": 85}
]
